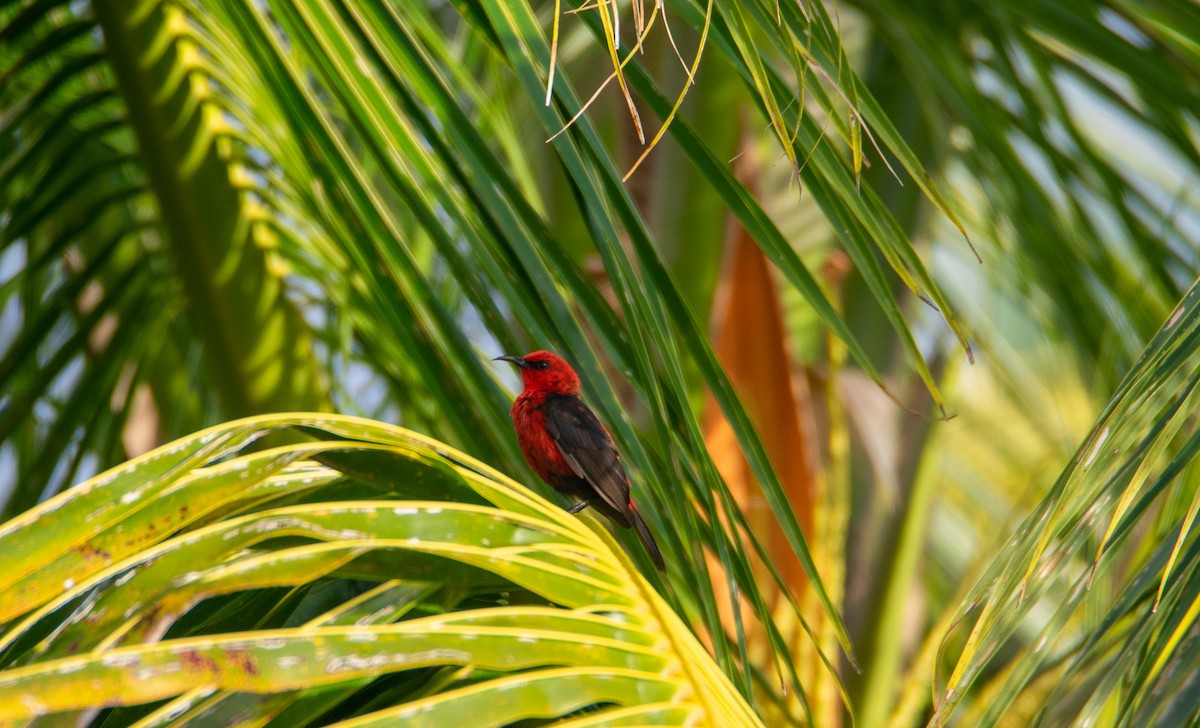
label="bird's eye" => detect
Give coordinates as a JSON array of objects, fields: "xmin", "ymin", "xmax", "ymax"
[{"xmin": 534, "ymin": 360, "xmax": 550, "ymax": 370}]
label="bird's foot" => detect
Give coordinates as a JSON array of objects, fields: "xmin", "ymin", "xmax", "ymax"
[{"xmin": 567, "ymin": 498, "xmax": 592, "ymax": 515}]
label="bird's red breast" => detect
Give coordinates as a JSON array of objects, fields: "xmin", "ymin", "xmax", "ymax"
[{"xmin": 511, "ymin": 389, "xmax": 575, "ymax": 484}]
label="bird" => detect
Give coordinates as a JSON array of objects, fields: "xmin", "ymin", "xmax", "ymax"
[{"xmin": 495, "ymin": 350, "xmax": 665, "ymax": 572}]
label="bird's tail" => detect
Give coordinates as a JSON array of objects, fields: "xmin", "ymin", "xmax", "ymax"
[{"xmin": 631, "ymin": 506, "xmax": 666, "ymax": 572}]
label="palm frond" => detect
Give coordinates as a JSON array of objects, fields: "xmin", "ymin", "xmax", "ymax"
[
  {"xmin": 0, "ymin": 414, "xmax": 761, "ymax": 726},
  {"xmin": 936, "ymin": 278, "xmax": 1200, "ymax": 725}
]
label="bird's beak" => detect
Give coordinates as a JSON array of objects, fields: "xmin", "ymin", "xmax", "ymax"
[{"xmin": 493, "ymin": 355, "xmax": 529, "ymax": 368}]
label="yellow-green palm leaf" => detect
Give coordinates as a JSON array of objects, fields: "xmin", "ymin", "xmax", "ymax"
[{"xmin": 0, "ymin": 414, "xmax": 760, "ymax": 726}]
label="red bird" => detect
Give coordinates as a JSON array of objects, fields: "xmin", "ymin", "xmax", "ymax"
[{"xmin": 495, "ymin": 351, "xmax": 665, "ymax": 572}]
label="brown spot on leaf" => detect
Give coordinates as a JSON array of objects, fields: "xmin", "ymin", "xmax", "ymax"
[
  {"xmin": 179, "ymin": 649, "xmax": 219, "ymax": 674},
  {"xmin": 71, "ymin": 541, "xmax": 113, "ymax": 562},
  {"xmin": 224, "ymin": 647, "xmax": 260, "ymax": 677}
]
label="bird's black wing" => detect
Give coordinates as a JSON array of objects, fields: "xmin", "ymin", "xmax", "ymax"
[{"xmin": 542, "ymin": 393, "xmax": 632, "ymax": 521}]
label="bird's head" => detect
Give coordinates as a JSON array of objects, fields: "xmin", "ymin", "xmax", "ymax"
[{"xmin": 494, "ymin": 350, "xmax": 580, "ymax": 394}]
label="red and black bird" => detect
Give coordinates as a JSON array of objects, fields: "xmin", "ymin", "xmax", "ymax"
[{"xmin": 495, "ymin": 351, "xmax": 665, "ymax": 572}]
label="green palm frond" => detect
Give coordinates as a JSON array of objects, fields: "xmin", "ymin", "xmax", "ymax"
[
  {"xmin": 0, "ymin": 414, "xmax": 761, "ymax": 726},
  {"xmin": 936, "ymin": 277, "xmax": 1200, "ymax": 726},
  {"xmin": 859, "ymin": 0, "xmax": 1199, "ymax": 387},
  {"xmin": 0, "ymin": 0, "xmax": 329, "ymax": 521}
]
